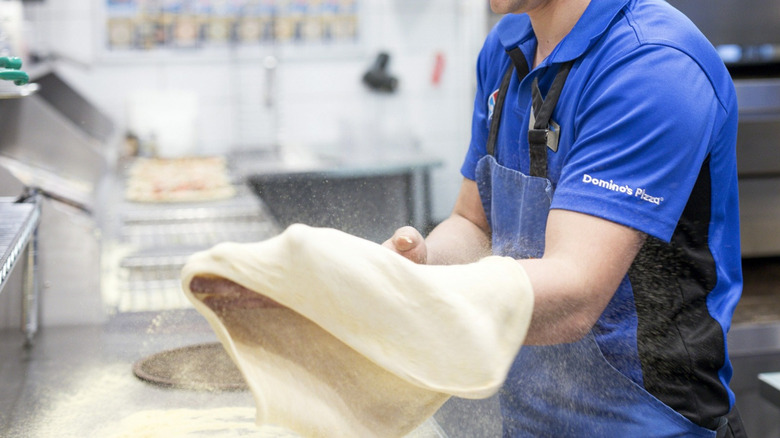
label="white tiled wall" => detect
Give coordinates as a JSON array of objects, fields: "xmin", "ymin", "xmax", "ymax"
[{"xmin": 22, "ymin": 0, "xmax": 489, "ymax": 222}]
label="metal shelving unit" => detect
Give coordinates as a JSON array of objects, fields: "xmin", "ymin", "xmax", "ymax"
[
  {"xmin": 108, "ymin": 184, "xmax": 280, "ymax": 313},
  {"xmin": 0, "ymin": 195, "xmax": 41, "ymax": 344}
]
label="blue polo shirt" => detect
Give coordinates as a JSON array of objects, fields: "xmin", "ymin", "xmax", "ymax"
[{"xmin": 462, "ymin": 0, "xmax": 741, "ymax": 428}]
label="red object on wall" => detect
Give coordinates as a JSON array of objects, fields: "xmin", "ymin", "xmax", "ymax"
[{"xmin": 431, "ymin": 51, "xmax": 446, "ymax": 86}]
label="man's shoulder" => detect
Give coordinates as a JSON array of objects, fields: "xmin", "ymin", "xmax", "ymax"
[
  {"xmin": 585, "ymin": 0, "xmax": 735, "ymax": 111},
  {"xmin": 622, "ymin": 0, "xmax": 726, "ymax": 74}
]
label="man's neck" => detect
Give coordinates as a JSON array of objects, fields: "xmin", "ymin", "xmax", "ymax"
[{"xmin": 528, "ymin": 0, "xmax": 590, "ymax": 67}]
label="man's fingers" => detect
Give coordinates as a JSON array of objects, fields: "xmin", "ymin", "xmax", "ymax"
[
  {"xmin": 383, "ymin": 229, "xmax": 412, "ymax": 251},
  {"xmin": 382, "ymin": 227, "xmax": 427, "ymax": 263},
  {"xmin": 394, "ymin": 233, "xmax": 415, "ymax": 251},
  {"xmin": 391, "ymin": 227, "xmax": 421, "ymax": 251}
]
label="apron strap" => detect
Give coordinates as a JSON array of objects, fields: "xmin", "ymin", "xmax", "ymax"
[
  {"xmin": 486, "ymin": 48, "xmax": 530, "ymax": 158},
  {"xmin": 486, "ymin": 64, "xmax": 515, "ymax": 158},
  {"xmin": 529, "ymin": 60, "xmax": 574, "ymax": 178},
  {"xmin": 719, "ymin": 405, "xmax": 748, "ymax": 438},
  {"xmin": 485, "ymin": 47, "xmax": 575, "ymax": 179},
  {"xmin": 507, "ymin": 47, "xmax": 531, "ymax": 79}
]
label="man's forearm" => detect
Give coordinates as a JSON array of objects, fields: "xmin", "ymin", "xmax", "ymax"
[{"xmin": 425, "ymin": 214, "xmax": 492, "ymax": 265}]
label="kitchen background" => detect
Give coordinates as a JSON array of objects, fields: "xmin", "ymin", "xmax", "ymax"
[
  {"xmin": 1, "ymin": 0, "xmax": 489, "ymax": 324},
  {"xmin": 1, "ymin": 0, "xmax": 780, "ymax": 437},
  {"xmin": 26, "ymin": 0, "xmax": 483, "ymax": 202}
]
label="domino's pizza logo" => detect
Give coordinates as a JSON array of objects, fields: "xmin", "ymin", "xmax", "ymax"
[{"xmin": 487, "ymin": 88, "xmax": 499, "ymax": 121}]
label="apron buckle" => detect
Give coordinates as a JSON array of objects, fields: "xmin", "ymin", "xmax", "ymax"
[{"xmin": 528, "ymin": 111, "xmax": 560, "ymax": 152}]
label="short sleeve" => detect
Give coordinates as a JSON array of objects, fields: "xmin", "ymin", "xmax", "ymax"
[
  {"xmin": 461, "ymin": 32, "xmax": 501, "ymax": 182},
  {"xmin": 550, "ymin": 45, "xmax": 725, "ymax": 242}
]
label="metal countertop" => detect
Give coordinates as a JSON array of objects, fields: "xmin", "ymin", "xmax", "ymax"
[
  {"xmin": 759, "ymin": 372, "xmax": 780, "ymax": 409},
  {"xmin": 0, "ymin": 310, "xmax": 449, "ymax": 437},
  {"xmin": 228, "ymin": 150, "xmax": 442, "ymax": 180}
]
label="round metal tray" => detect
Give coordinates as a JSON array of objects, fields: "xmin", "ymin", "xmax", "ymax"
[{"xmin": 133, "ymin": 342, "xmax": 248, "ymax": 392}]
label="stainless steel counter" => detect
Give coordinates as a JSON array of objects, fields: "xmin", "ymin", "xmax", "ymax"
[
  {"xmin": 233, "ymin": 150, "xmax": 442, "ymax": 243},
  {"xmin": 725, "ymin": 257, "xmax": 780, "ymax": 437},
  {"xmin": 759, "ymin": 372, "xmax": 780, "ymax": 409},
  {"xmin": 0, "ymin": 310, "xmax": 447, "ymax": 437}
]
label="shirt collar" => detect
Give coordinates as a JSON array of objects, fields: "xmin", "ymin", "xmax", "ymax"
[{"xmin": 496, "ymin": 0, "xmax": 630, "ymax": 64}]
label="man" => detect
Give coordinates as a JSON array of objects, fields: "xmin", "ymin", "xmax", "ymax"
[{"xmin": 384, "ymin": 0, "xmax": 744, "ymax": 436}]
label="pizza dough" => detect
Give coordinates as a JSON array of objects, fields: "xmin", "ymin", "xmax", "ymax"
[{"xmin": 181, "ymin": 224, "xmax": 534, "ymax": 438}]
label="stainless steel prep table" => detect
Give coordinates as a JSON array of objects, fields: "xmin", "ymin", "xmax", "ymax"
[
  {"xmin": 759, "ymin": 372, "xmax": 780, "ymax": 409},
  {"xmin": 234, "ymin": 150, "xmax": 443, "ymax": 243},
  {"xmin": 0, "ymin": 310, "xmax": 448, "ymax": 437},
  {"xmin": 0, "ymin": 196, "xmax": 40, "ymax": 344}
]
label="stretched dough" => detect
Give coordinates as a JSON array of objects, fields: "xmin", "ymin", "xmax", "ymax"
[{"xmin": 181, "ymin": 224, "xmax": 533, "ymax": 437}]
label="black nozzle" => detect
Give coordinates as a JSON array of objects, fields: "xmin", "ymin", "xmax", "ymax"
[{"xmin": 362, "ymin": 52, "xmax": 398, "ymax": 93}]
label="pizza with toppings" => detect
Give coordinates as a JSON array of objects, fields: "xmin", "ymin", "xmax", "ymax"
[{"xmin": 125, "ymin": 156, "xmax": 236, "ymax": 203}]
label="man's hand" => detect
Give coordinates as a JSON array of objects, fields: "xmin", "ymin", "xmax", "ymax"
[
  {"xmin": 382, "ymin": 178, "xmax": 491, "ymax": 266},
  {"xmin": 382, "ymin": 226, "xmax": 428, "ymax": 264}
]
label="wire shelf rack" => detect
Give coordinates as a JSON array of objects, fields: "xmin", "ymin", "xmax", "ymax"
[{"xmin": 110, "ymin": 193, "xmax": 280, "ymax": 313}]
